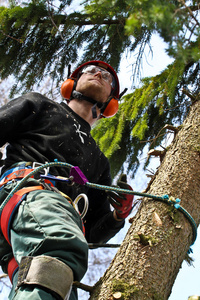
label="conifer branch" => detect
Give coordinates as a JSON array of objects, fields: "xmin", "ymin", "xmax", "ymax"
[
  {"xmin": 0, "ymin": 30, "xmax": 23, "ymax": 43},
  {"xmin": 148, "ymin": 149, "xmax": 167, "ymax": 163},
  {"xmin": 178, "ymin": 0, "xmax": 200, "ymax": 26},
  {"xmin": 182, "ymin": 89, "xmax": 199, "ymax": 103},
  {"xmin": 73, "ymin": 281, "xmax": 94, "ymax": 293},
  {"xmin": 41, "ymin": 14, "xmax": 125, "ymax": 26},
  {"xmin": 46, "ymin": 0, "xmax": 64, "ymax": 40}
]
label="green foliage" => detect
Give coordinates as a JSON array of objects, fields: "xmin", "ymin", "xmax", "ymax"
[
  {"xmin": 84, "ymin": 0, "xmax": 129, "ymax": 19},
  {"xmin": 0, "ymin": 0, "xmax": 134, "ymax": 95},
  {"xmin": 0, "ymin": 2, "xmax": 66, "ymax": 94},
  {"xmin": 125, "ymin": 0, "xmax": 199, "ymax": 58},
  {"xmin": 125, "ymin": 0, "xmax": 182, "ymax": 39},
  {"xmin": 0, "ymin": 0, "xmax": 199, "ymax": 95}
]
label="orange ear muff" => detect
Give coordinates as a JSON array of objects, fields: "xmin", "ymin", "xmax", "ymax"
[
  {"xmin": 102, "ymin": 97, "xmax": 119, "ymax": 118},
  {"xmin": 60, "ymin": 78, "xmax": 76, "ymax": 99}
]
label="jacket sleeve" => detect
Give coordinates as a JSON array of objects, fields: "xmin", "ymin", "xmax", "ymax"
[
  {"xmin": 0, "ymin": 93, "xmax": 41, "ymax": 146},
  {"xmin": 84, "ymin": 164, "xmax": 125, "ymax": 244}
]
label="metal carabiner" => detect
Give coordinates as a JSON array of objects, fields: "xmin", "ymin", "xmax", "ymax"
[{"xmin": 73, "ymin": 194, "xmax": 89, "ymax": 219}]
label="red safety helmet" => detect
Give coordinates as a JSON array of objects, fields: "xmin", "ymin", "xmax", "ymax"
[{"xmin": 60, "ymin": 60, "xmax": 120, "ymax": 118}]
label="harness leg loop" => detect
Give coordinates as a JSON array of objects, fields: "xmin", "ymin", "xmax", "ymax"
[{"xmin": 17, "ymin": 255, "xmax": 73, "ymax": 300}]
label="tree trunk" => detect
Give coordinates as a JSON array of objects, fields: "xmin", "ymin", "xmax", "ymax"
[{"xmin": 89, "ymin": 99, "xmax": 200, "ymax": 300}]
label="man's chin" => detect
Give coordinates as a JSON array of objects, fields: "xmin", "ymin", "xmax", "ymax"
[{"xmin": 77, "ymin": 85, "xmax": 108, "ymax": 104}]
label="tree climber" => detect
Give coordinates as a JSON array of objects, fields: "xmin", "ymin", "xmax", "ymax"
[{"xmin": 0, "ymin": 60, "xmax": 134, "ymax": 300}]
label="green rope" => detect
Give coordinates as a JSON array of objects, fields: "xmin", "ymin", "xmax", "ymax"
[
  {"xmin": 0, "ymin": 161, "xmax": 197, "ymax": 251},
  {"xmin": 86, "ymin": 182, "xmax": 165, "ymax": 200},
  {"xmin": 86, "ymin": 182, "xmax": 197, "ymax": 249}
]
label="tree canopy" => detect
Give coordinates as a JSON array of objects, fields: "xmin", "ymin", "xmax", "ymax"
[{"xmin": 0, "ymin": 0, "xmax": 199, "ymax": 177}]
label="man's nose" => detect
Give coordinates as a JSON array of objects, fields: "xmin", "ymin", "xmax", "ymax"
[{"xmin": 94, "ymin": 70, "xmax": 102, "ymax": 79}]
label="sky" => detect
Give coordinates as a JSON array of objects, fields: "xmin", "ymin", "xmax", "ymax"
[{"xmin": 0, "ymin": 2, "xmax": 199, "ymax": 299}]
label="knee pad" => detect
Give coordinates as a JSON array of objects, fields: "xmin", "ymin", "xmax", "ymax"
[{"xmin": 16, "ymin": 255, "xmax": 73, "ymax": 300}]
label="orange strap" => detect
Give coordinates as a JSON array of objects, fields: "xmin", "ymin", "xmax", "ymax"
[
  {"xmin": 7, "ymin": 256, "xmax": 19, "ymax": 283},
  {"xmin": 0, "ymin": 168, "xmax": 55, "ymax": 189},
  {"xmin": 0, "ymin": 185, "xmax": 44, "ymax": 283},
  {"xmin": 0, "ymin": 169, "xmax": 34, "ymax": 187},
  {"xmin": 0, "ymin": 186, "xmax": 44, "ymax": 245}
]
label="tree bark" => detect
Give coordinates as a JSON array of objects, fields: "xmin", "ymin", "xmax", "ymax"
[{"xmin": 89, "ymin": 99, "xmax": 200, "ymax": 300}]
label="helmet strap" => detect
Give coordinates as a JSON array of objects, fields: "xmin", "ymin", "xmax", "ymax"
[{"xmin": 71, "ymin": 90, "xmax": 105, "ymax": 119}]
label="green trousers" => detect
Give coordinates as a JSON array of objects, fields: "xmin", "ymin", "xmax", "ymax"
[{"xmin": 0, "ymin": 182, "xmax": 88, "ymax": 300}]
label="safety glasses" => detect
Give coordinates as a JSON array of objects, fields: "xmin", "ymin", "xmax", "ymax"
[{"xmin": 81, "ymin": 65, "xmax": 115, "ymax": 87}]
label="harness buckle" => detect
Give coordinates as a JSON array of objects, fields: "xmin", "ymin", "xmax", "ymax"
[{"xmin": 32, "ymin": 162, "xmax": 49, "ymax": 177}]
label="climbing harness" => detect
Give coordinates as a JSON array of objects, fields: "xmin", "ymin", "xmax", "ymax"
[
  {"xmin": 0, "ymin": 162, "xmax": 52, "ymax": 189},
  {"xmin": 0, "ymin": 160, "xmax": 197, "ymax": 282},
  {"xmin": 0, "ymin": 162, "xmax": 88, "ymax": 282},
  {"xmin": 0, "ymin": 162, "xmax": 88, "ymax": 218}
]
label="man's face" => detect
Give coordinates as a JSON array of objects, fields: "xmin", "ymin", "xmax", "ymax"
[{"xmin": 75, "ymin": 65, "xmax": 112, "ymax": 103}]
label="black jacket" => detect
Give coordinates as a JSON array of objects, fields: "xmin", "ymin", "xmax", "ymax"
[{"xmin": 0, "ymin": 92, "xmax": 124, "ymax": 243}]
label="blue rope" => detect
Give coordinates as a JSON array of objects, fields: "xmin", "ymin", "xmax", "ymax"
[{"xmin": 0, "ymin": 161, "xmax": 197, "ymax": 252}]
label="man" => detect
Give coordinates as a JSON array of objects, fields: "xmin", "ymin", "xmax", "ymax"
[{"xmin": 0, "ymin": 60, "xmax": 134, "ymax": 299}]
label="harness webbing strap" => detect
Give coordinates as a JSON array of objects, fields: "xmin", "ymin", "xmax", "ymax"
[
  {"xmin": 0, "ymin": 168, "xmax": 54, "ymax": 189},
  {"xmin": 0, "ymin": 186, "xmax": 44, "ymax": 245},
  {"xmin": 7, "ymin": 256, "xmax": 19, "ymax": 283},
  {"xmin": 0, "ymin": 185, "xmax": 44, "ymax": 283},
  {"xmin": 0, "ymin": 168, "xmax": 34, "ymax": 187}
]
